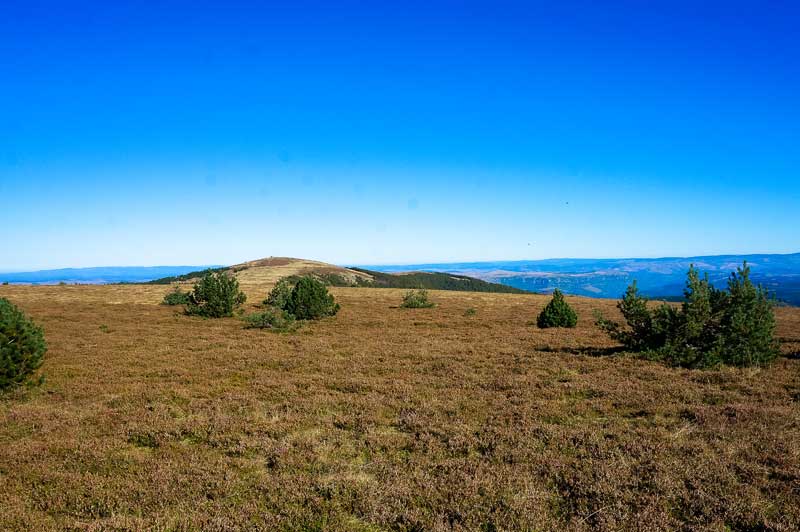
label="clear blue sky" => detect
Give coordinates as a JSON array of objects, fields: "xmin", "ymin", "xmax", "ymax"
[{"xmin": 1, "ymin": 0, "xmax": 798, "ymax": 270}]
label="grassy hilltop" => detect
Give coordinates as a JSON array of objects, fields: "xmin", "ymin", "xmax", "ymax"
[
  {"xmin": 0, "ymin": 269, "xmax": 799, "ymax": 530},
  {"xmin": 146, "ymin": 256, "xmax": 527, "ymax": 294}
]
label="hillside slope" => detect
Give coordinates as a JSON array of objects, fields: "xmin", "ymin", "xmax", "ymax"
[{"xmin": 148, "ymin": 257, "xmax": 526, "ymax": 294}]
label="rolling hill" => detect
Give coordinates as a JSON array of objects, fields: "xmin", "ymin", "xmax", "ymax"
[{"xmin": 147, "ymin": 257, "xmax": 527, "ymax": 294}]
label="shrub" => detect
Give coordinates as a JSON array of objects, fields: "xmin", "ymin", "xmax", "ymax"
[
  {"xmin": 243, "ymin": 307, "xmax": 298, "ymax": 331},
  {"xmin": 596, "ymin": 281, "xmax": 666, "ymax": 352},
  {"xmin": 537, "ymin": 289, "xmax": 578, "ymax": 328},
  {"xmin": 264, "ymin": 278, "xmax": 294, "ymax": 309},
  {"xmin": 596, "ymin": 263, "xmax": 779, "ymax": 368},
  {"xmin": 185, "ymin": 270, "xmax": 246, "ymax": 318},
  {"xmin": 401, "ymin": 289, "xmax": 435, "ymax": 309},
  {"xmin": 162, "ymin": 286, "xmax": 190, "ymax": 306},
  {"xmin": 1, "ymin": 298, "xmax": 46, "ymax": 391},
  {"xmin": 286, "ymin": 277, "xmax": 340, "ymax": 320}
]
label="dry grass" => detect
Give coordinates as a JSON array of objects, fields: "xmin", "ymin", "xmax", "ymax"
[
  {"xmin": 1, "ymin": 283, "xmax": 799, "ymax": 531},
  {"xmin": 230, "ymin": 257, "xmax": 372, "ymax": 286}
]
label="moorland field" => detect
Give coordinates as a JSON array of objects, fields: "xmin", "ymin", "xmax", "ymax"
[{"xmin": 1, "ymin": 280, "xmax": 799, "ymax": 531}]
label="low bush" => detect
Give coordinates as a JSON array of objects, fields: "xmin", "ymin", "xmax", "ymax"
[
  {"xmin": 401, "ymin": 289, "xmax": 435, "ymax": 309},
  {"xmin": 1, "ymin": 298, "xmax": 46, "ymax": 391},
  {"xmin": 162, "ymin": 287, "xmax": 190, "ymax": 306},
  {"xmin": 286, "ymin": 277, "xmax": 340, "ymax": 320},
  {"xmin": 185, "ymin": 270, "xmax": 246, "ymax": 318},
  {"xmin": 243, "ymin": 307, "xmax": 298, "ymax": 331},
  {"xmin": 537, "ymin": 289, "xmax": 578, "ymax": 328},
  {"xmin": 596, "ymin": 263, "xmax": 779, "ymax": 368}
]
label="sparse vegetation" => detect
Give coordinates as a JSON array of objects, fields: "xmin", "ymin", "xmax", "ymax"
[
  {"xmin": 1, "ymin": 280, "xmax": 798, "ymax": 529},
  {"xmin": 285, "ymin": 277, "xmax": 339, "ymax": 320},
  {"xmin": 0, "ymin": 297, "xmax": 46, "ymax": 391},
  {"xmin": 401, "ymin": 288, "xmax": 435, "ymax": 308},
  {"xmin": 537, "ymin": 289, "xmax": 578, "ymax": 328},
  {"xmin": 243, "ymin": 307, "xmax": 297, "ymax": 331},
  {"xmin": 161, "ymin": 286, "xmax": 190, "ymax": 306},
  {"xmin": 597, "ymin": 263, "xmax": 779, "ymax": 368},
  {"xmin": 185, "ymin": 270, "xmax": 246, "ymax": 318}
]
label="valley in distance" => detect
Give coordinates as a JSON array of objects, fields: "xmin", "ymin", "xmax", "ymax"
[{"xmin": 5, "ymin": 252, "xmax": 800, "ymax": 305}]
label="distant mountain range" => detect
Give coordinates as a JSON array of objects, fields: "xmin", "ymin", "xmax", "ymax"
[
  {"xmin": 3, "ymin": 253, "xmax": 799, "ymax": 305},
  {"xmin": 0, "ymin": 266, "xmax": 221, "ymax": 285},
  {"xmin": 359, "ymin": 253, "xmax": 800, "ymax": 305}
]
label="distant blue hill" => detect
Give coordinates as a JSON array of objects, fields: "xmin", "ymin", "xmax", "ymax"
[
  {"xmin": 5, "ymin": 253, "xmax": 800, "ymax": 306},
  {"xmin": 359, "ymin": 253, "xmax": 800, "ymax": 305},
  {"xmin": 0, "ymin": 266, "xmax": 220, "ymax": 285}
]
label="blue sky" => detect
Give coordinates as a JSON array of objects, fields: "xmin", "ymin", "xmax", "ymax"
[{"xmin": 1, "ymin": 1, "xmax": 798, "ymax": 270}]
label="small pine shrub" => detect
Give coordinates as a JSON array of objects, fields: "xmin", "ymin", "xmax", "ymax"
[
  {"xmin": 1, "ymin": 298, "xmax": 47, "ymax": 391},
  {"xmin": 185, "ymin": 270, "xmax": 246, "ymax": 318},
  {"xmin": 596, "ymin": 281, "xmax": 666, "ymax": 352},
  {"xmin": 715, "ymin": 264, "xmax": 779, "ymax": 367},
  {"xmin": 162, "ymin": 287, "xmax": 190, "ymax": 306},
  {"xmin": 401, "ymin": 289, "xmax": 435, "ymax": 309},
  {"xmin": 243, "ymin": 307, "xmax": 298, "ymax": 331},
  {"xmin": 596, "ymin": 263, "xmax": 779, "ymax": 368},
  {"xmin": 464, "ymin": 307, "xmax": 477, "ymax": 317},
  {"xmin": 537, "ymin": 289, "xmax": 578, "ymax": 328},
  {"xmin": 286, "ymin": 277, "xmax": 340, "ymax": 320},
  {"xmin": 264, "ymin": 278, "xmax": 294, "ymax": 309}
]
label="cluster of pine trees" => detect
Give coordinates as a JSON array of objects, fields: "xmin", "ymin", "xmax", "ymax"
[{"xmin": 538, "ymin": 262, "xmax": 779, "ymax": 368}]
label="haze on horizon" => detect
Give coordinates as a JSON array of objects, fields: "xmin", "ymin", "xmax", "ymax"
[{"xmin": 2, "ymin": 1, "xmax": 798, "ymax": 271}]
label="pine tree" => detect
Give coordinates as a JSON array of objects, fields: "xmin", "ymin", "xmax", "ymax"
[
  {"xmin": 264, "ymin": 278, "xmax": 294, "ymax": 310},
  {"xmin": 286, "ymin": 277, "xmax": 340, "ymax": 320},
  {"xmin": 185, "ymin": 270, "xmax": 246, "ymax": 318},
  {"xmin": 537, "ymin": 289, "xmax": 578, "ymax": 328},
  {"xmin": 596, "ymin": 263, "xmax": 779, "ymax": 368},
  {"xmin": 1, "ymin": 298, "xmax": 46, "ymax": 390},
  {"xmin": 716, "ymin": 263, "xmax": 779, "ymax": 367}
]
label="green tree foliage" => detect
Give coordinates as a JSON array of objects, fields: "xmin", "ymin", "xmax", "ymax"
[
  {"xmin": 162, "ymin": 286, "xmax": 190, "ymax": 306},
  {"xmin": 185, "ymin": 270, "xmax": 246, "ymax": 318},
  {"xmin": 1, "ymin": 298, "xmax": 46, "ymax": 390},
  {"xmin": 145, "ymin": 266, "xmax": 227, "ymax": 284},
  {"xmin": 243, "ymin": 307, "xmax": 297, "ymax": 331},
  {"xmin": 596, "ymin": 281, "xmax": 657, "ymax": 351},
  {"xmin": 285, "ymin": 277, "xmax": 340, "ymax": 320},
  {"xmin": 264, "ymin": 278, "xmax": 295, "ymax": 309},
  {"xmin": 401, "ymin": 289, "xmax": 435, "ymax": 309},
  {"xmin": 716, "ymin": 264, "xmax": 779, "ymax": 367},
  {"xmin": 596, "ymin": 263, "xmax": 779, "ymax": 368},
  {"xmin": 537, "ymin": 289, "xmax": 578, "ymax": 328},
  {"xmin": 349, "ymin": 268, "xmax": 527, "ymax": 293}
]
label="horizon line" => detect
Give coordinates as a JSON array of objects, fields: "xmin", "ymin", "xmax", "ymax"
[{"xmin": 2, "ymin": 251, "xmax": 799, "ymax": 274}]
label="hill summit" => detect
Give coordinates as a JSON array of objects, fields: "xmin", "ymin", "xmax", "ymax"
[{"xmin": 149, "ymin": 256, "xmax": 527, "ymax": 294}]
